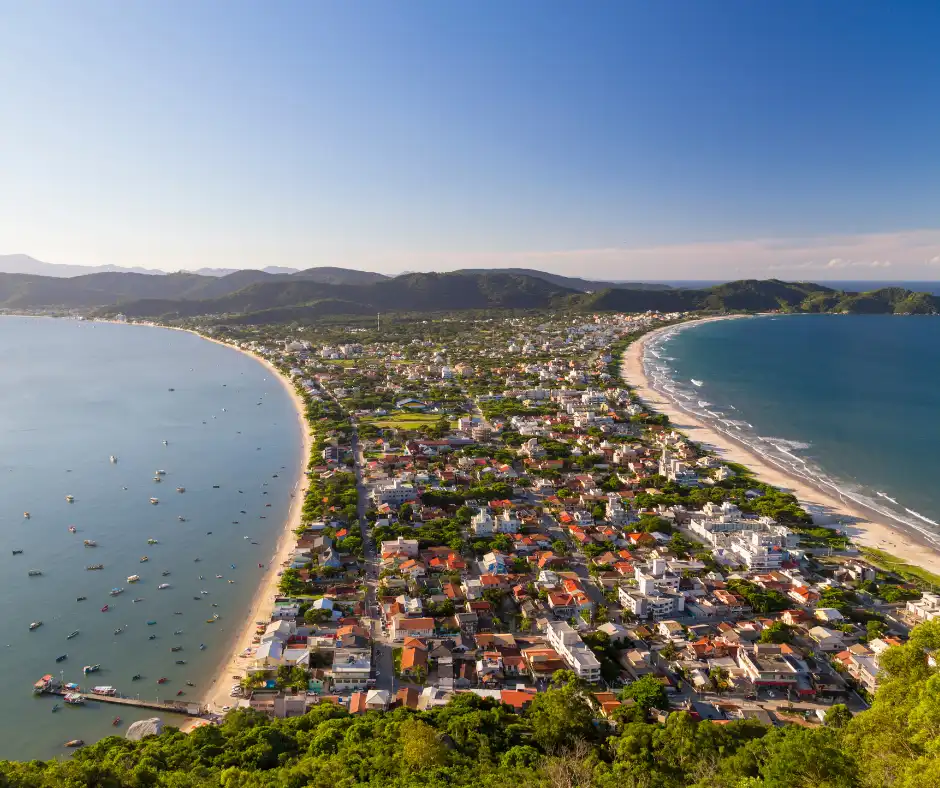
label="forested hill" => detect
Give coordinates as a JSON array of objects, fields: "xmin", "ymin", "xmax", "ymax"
[
  {"xmin": 1, "ymin": 621, "xmax": 938, "ymax": 787},
  {"xmin": 0, "ymin": 268, "xmax": 937, "ymax": 319}
]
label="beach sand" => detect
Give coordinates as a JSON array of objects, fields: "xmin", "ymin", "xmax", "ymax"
[
  {"xmin": 623, "ymin": 317, "xmax": 940, "ymax": 575},
  {"xmin": 194, "ymin": 338, "xmax": 311, "ymax": 715}
]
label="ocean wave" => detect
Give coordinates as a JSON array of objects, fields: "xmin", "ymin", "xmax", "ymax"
[
  {"xmin": 697, "ymin": 400, "xmax": 712, "ymax": 408},
  {"xmin": 904, "ymin": 508, "xmax": 940, "ymax": 527},
  {"xmin": 758, "ymin": 436, "xmax": 811, "ymax": 451},
  {"xmin": 691, "ymin": 379, "xmax": 704, "ymax": 387},
  {"xmin": 876, "ymin": 492, "xmax": 899, "ymax": 505}
]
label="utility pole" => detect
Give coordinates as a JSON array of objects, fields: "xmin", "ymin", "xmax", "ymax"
[{"xmin": 376, "ymin": 313, "xmax": 381, "ymax": 333}]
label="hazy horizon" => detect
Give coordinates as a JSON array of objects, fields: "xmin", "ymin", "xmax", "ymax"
[{"xmin": 2, "ymin": 2, "xmax": 939, "ymax": 278}]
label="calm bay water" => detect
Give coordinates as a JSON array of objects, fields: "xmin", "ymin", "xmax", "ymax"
[
  {"xmin": 645, "ymin": 314, "xmax": 940, "ymax": 548},
  {"xmin": 0, "ymin": 317, "xmax": 301, "ymax": 760}
]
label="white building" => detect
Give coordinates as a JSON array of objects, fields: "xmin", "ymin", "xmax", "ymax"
[
  {"xmin": 635, "ymin": 558, "xmax": 680, "ymax": 595},
  {"xmin": 605, "ymin": 493, "xmax": 635, "ymax": 526},
  {"xmin": 380, "ymin": 537, "xmax": 420, "ymax": 557},
  {"xmin": 545, "ymin": 620, "xmax": 601, "ymax": 682},
  {"xmin": 371, "ymin": 480, "xmax": 418, "ymax": 507},
  {"xmin": 906, "ymin": 592, "xmax": 940, "ymax": 622},
  {"xmin": 471, "ymin": 509, "xmax": 495, "ymax": 536},
  {"xmin": 619, "ymin": 587, "xmax": 685, "ymax": 619},
  {"xmin": 497, "ymin": 509, "xmax": 521, "ymax": 533},
  {"xmin": 331, "ymin": 648, "xmax": 372, "ymax": 691}
]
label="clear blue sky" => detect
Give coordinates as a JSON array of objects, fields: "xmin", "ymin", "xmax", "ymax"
[{"xmin": 2, "ymin": 1, "xmax": 939, "ymax": 278}]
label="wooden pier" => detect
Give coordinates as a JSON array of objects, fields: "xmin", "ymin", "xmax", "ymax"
[{"xmin": 49, "ymin": 688, "xmax": 206, "ymax": 717}]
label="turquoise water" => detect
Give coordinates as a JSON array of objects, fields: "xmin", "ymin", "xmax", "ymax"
[
  {"xmin": 645, "ymin": 315, "xmax": 940, "ymax": 549},
  {"xmin": 0, "ymin": 317, "xmax": 302, "ymax": 760}
]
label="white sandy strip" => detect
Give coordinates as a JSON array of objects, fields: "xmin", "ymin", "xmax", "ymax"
[{"xmin": 623, "ymin": 317, "xmax": 940, "ymax": 576}]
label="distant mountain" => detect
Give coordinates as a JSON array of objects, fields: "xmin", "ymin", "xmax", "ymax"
[
  {"xmin": 193, "ymin": 266, "xmax": 302, "ymax": 277},
  {"xmin": 290, "ymin": 267, "xmax": 390, "ymax": 286},
  {"xmin": 0, "ymin": 254, "xmax": 163, "ymax": 278},
  {"xmin": 452, "ymin": 267, "xmax": 672, "ymax": 292}
]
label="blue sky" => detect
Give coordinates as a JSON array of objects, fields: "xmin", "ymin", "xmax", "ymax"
[{"xmin": 1, "ymin": 1, "xmax": 939, "ymax": 278}]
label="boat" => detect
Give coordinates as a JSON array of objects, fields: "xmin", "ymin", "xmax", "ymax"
[
  {"xmin": 28, "ymin": 569, "xmax": 42, "ymax": 576},
  {"xmin": 113, "ymin": 628, "xmax": 123, "ymax": 635},
  {"xmin": 109, "ymin": 456, "xmax": 117, "ymax": 463},
  {"xmin": 171, "ymin": 646, "xmax": 182, "ymax": 652},
  {"xmin": 56, "ymin": 654, "xmax": 68, "ymax": 662},
  {"xmin": 132, "ymin": 674, "xmax": 141, "ymax": 681},
  {"xmin": 147, "ymin": 539, "xmax": 158, "ymax": 545},
  {"xmin": 212, "ymin": 614, "xmax": 220, "ymax": 619},
  {"xmin": 112, "ymin": 717, "xmax": 121, "ymax": 726},
  {"xmin": 186, "ymin": 681, "xmax": 195, "ymax": 686},
  {"xmin": 153, "ymin": 476, "xmax": 162, "ymax": 482},
  {"xmin": 109, "ymin": 588, "xmax": 124, "ymax": 596},
  {"xmin": 65, "ymin": 495, "xmax": 74, "ymax": 503},
  {"xmin": 133, "ymin": 597, "xmax": 144, "ymax": 603},
  {"xmin": 24, "ymin": 512, "xmax": 30, "ymax": 519},
  {"xmin": 163, "ymin": 440, "xmax": 168, "ymax": 445},
  {"xmin": 29, "ymin": 621, "xmax": 42, "ymax": 630},
  {"xmin": 175, "ymin": 660, "xmax": 186, "ymax": 665},
  {"xmin": 86, "ymin": 564, "xmax": 103, "ymax": 571},
  {"xmin": 177, "ymin": 487, "xmax": 185, "ymax": 493},
  {"xmin": 83, "ymin": 540, "xmax": 96, "ymax": 547},
  {"xmin": 91, "ymin": 686, "xmax": 117, "ymax": 696},
  {"xmin": 149, "ymin": 498, "xmax": 159, "ymax": 505},
  {"xmin": 162, "ymin": 571, "xmax": 171, "ymax": 577},
  {"xmin": 176, "ymin": 689, "xmax": 184, "ymax": 696},
  {"xmin": 199, "ymin": 644, "xmax": 206, "ymax": 650},
  {"xmin": 147, "ymin": 620, "xmax": 157, "ymax": 625},
  {"xmin": 157, "ymin": 677, "xmax": 168, "ymax": 684},
  {"xmin": 127, "ymin": 575, "xmax": 140, "ymax": 583},
  {"xmin": 148, "ymin": 635, "xmax": 156, "ymax": 640},
  {"xmin": 52, "ymin": 704, "xmax": 60, "ymax": 712},
  {"xmin": 157, "ymin": 583, "xmax": 170, "ymax": 590},
  {"xmin": 178, "ymin": 516, "xmax": 185, "ymax": 521},
  {"xmin": 173, "ymin": 629, "xmax": 183, "ymax": 634},
  {"xmin": 101, "ymin": 605, "xmax": 109, "ymax": 612},
  {"xmin": 67, "ymin": 630, "xmax": 79, "ymax": 639},
  {"xmin": 206, "ymin": 618, "xmax": 216, "ymax": 624},
  {"xmin": 215, "ymin": 575, "xmax": 223, "ymax": 579},
  {"xmin": 140, "ymin": 556, "xmax": 149, "ymax": 563},
  {"xmin": 194, "ymin": 558, "xmax": 200, "ymax": 562},
  {"xmin": 64, "ymin": 739, "xmax": 84, "ymax": 748},
  {"xmin": 83, "ymin": 664, "xmax": 100, "ymax": 674},
  {"xmin": 63, "ymin": 693, "xmax": 85, "ymax": 705},
  {"xmin": 12, "ymin": 549, "xmax": 23, "ymax": 555},
  {"xmin": 68, "ymin": 526, "xmax": 77, "ymax": 533},
  {"xmin": 212, "ymin": 485, "xmax": 220, "ymax": 489},
  {"xmin": 155, "ymin": 469, "xmax": 166, "ymax": 476}
]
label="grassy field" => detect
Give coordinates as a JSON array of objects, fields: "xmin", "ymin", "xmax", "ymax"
[
  {"xmin": 361, "ymin": 411, "xmax": 448, "ymax": 429},
  {"xmin": 859, "ymin": 547, "xmax": 940, "ymax": 589}
]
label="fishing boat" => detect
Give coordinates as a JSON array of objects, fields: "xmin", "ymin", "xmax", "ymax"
[
  {"xmin": 113, "ymin": 628, "xmax": 123, "ymax": 635},
  {"xmin": 178, "ymin": 516, "xmax": 185, "ymax": 521},
  {"xmin": 186, "ymin": 681, "xmax": 195, "ymax": 686},
  {"xmin": 133, "ymin": 597, "xmax": 143, "ymax": 603},
  {"xmin": 157, "ymin": 677, "xmax": 168, "ymax": 684},
  {"xmin": 51, "ymin": 704, "xmax": 60, "ymax": 712},
  {"xmin": 91, "ymin": 686, "xmax": 117, "ymax": 696},
  {"xmin": 177, "ymin": 487, "xmax": 185, "ymax": 493},
  {"xmin": 206, "ymin": 618, "xmax": 216, "ymax": 624},
  {"xmin": 127, "ymin": 575, "xmax": 140, "ymax": 583},
  {"xmin": 199, "ymin": 644, "xmax": 206, "ymax": 650},
  {"xmin": 112, "ymin": 717, "xmax": 121, "ymax": 726},
  {"xmin": 83, "ymin": 540, "xmax": 96, "ymax": 547},
  {"xmin": 64, "ymin": 739, "xmax": 84, "ymax": 748},
  {"xmin": 155, "ymin": 469, "xmax": 166, "ymax": 476},
  {"xmin": 101, "ymin": 605, "xmax": 109, "ymax": 612},
  {"xmin": 162, "ymin": 571, "xmax": 171, "ymax": 576},
  {"xmin": 83, "ymin": 664, "xmax": 100, "ymax": 674},
  {"xmin": 157, "ymin": 583, "xmax": 170, "ymax": 590},
  {"xmin": 175, "ymin": 660, "xmax": 186, "ymax": 665},
  {"xmin": 76, "ymin": 596, "xmax": 87, "ymax": 601},
  {"xmin": 212, "ymin": 613, "xmax": 220, "ymax": 619},
  {"xmin": 28, "ymin": 569, "xmax": 42, "ymax": 576},
  {"xmin": 12, "ymin": 549, "xmax": 23, "ymax": 555},
  {"xmin": 147, "ymin": 620, "xmax": 157, "ymax": 625},
  {"xmin": 63, "ymin": 693, "xmax": 85, "ymax": 705},
  {"xmin": 109, "ymin": 587, "xmax": 124, "ymax": 596},
  {"xmin": 110, "ymin": 455, "xmax": 117, "ymax": 463},
  {"xmin": 132, "ymin": 674, "xmax": 141, "ymax": 681},
  {"xmin": 29, "ymin": 621, "xmax": 42, "ymax": 630},
  {"xmin": 215, "ymin": 575, "xmax": 223, "ymax": 579},
  {"xmin": 87, "ymin": 564, "xmax": 103, "ymax": 571},
  {"xmin": 149, "ymin": 498, "xmax": 159, "ymax": 505},
  {"xmin": 163, "ymin": 440, "xmax": 168, "ymax": 445},
  {"xmin": 67, "ymin": 630, "xmax": 79, "ymax": 639},
  {"xmin": 147, "ymin": 539, "xmax": 158, "ymax": 545},
  {"xmin": 68, "ymin": 526, "xmax": 77, "ymax": 533},
  {"xmin": 140, "ymin": 556, "xmax": 149, "ymax": 563},
  {"xmin": 24, "ymin": 512, "xmax": 30, "ymax": 519},
  {"xmin": 171, "ymin": 646, "xmax": 182, "ymax": 652},
  {"xmin": 174, "ymin": 629, "xmax": 183, "ymax": 634},
  {"xmin": 148, "ymin": 634, "xmax": 156, "ymax": 640},
  {"xmin": 65, "ymin": 495, "xmax": 74, "ymax": 503},
  {"xmin": 153, "ymin": 476, "xmax": 162, "ymax": 482},
  {"xmin": 56, "ymin": 654, "xmax": 68, "ymax": 662}
]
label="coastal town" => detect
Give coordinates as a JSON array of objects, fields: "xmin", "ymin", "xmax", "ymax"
[{"xmin": 155, "ymin": 309, "xmax": 940, "ymax": 729}]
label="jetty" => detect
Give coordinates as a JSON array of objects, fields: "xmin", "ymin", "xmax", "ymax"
[{"xmin": 46, "ymin": 687, "xmax": 205, "ymax": 716}]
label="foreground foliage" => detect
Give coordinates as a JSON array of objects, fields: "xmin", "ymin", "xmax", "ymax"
[{"xmin": 2, "ymin": 622, "xmax": 939, "ymax": 787}]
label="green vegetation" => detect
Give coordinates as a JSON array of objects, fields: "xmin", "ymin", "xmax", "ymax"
[{"xmin": 859, "ymin": 547, "xmax": 940, "ymax": 590}]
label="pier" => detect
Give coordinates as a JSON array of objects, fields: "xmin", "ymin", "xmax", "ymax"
[{"xmin": 49, "ymin": 688, "xmax": 206, "ymax": 717}]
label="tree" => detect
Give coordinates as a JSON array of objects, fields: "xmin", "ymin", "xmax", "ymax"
[
  {"xmin": 759, "ymin": 621, "xmax": 794, "ymax": 644},
  {"xmin": 660, "ymin": 640, "xmax": 679, "ymax": 661},
  {"xmin": 551, "ymin": 540, "xmax": 569, "ymax": 556},
  {"xmin": 620, "ymin": 675, "xmax": 669, "ymax": 711},
  {"xmin": 278, "ymin": 568, "xmax": 305, "ymax": 596},
  {"xmin": 527, "ymin": 683, "xmax": 595, "ymax": 751},
  {"xmin": 399, "ymin": 718, "xmax": 448, "ymax": 769},
  {"xmin": 304, "ymin": 607, "xmax": 333, "ymax": 626},
  {"xmin": 825, "ymin": 704, "xmax": 852, "ymax": 729}
]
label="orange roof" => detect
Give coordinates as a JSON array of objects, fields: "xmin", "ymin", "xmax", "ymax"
[{"xmin": 499, "ymin": 688, "xmax": 537, "ymax": 710}]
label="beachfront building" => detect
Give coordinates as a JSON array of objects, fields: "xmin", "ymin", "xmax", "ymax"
[
  {"xmin": 545, "ymin": 620, "xmax": 602, "ymax": 682},
  {"xmin": 659, "ymin": 448, "xmax": 699, "ymax": 486},
  {"xmin": 906, "ymin": 592, "xmax": 940, "ymax": 622},
  {"xmin": 371, "ymin": 480, "xmax": 418, "ymax": 507},
  {"xmin": 331, "ymin": 648, "xmax": 372, "ymax": 692}
]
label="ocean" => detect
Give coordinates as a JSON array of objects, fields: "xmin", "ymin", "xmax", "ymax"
[
  {"xmin": 0, "ymin": 317, "xmax": 302, "ymax": 760},
  {"xmin": 643, "ymin": 314, "xmax": 940, "ymax": 549}
]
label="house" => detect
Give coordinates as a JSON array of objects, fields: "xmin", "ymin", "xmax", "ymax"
[
  {"xmin": 381, "ymin": 537, "xmax": 419, "ymax": 557},
  {"xmin": 331, "ymin": 648, "xmax": 372, "ymax": 691},
  {"xmin": 372, "ymin": 480, "xmax": 418, "ymax": 506},
  {"xmin": 814, "ymin": 608, "xmax": 845, "ymax": 624},
  {"xmin": 390, "ymin": 616, "xmax": 435, "ymax": 642},
  {"xmin": 400, "ymin": 639, "xmax": 429, "ymax": 678},
  {"xmin": 808, "ymin": 626, "xmax": 845, "ymax": 652},
  {"xmin": 545, "ymin": 620, "xmax": 601, "ymax": 682},
  {"xmin": 547, "ymin": 592, "xmax": 577, "ymax": 619},
  {"xmin": 736, "ymin": 643, "xmax": 801, "ymax": 687},
  {"xmin": 365, "ymin": 689, "xmax": 391, "ymax": 711}
]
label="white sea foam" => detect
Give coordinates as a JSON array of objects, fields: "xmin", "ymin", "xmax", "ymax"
[
  {"xmin": 758, "ymin": 436, "xmax": 811, "ymax": 451},
  {"xmin": 876, "ymin": 492, "xmax": 899, "ymax": 505},
  {"xmin": 905, "ymin": 509, "xmax": 940, "ymax": 527},
  {"xmin": 691, "ymin": 379, "xmax": 704, "ymax": 387}
]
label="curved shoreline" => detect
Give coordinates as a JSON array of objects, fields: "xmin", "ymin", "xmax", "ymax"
[{"xmin": 623, "ymin": 316, "xmax": 940, "ymax": 576}]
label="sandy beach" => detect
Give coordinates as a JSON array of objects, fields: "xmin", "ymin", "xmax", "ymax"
[{"xmin": 623, "ymin": 317, "xmax": 940, "ymax": 576}]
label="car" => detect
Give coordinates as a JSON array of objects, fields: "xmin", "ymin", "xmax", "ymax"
[
  {"xmin": 767, "ymin": 691, "xmax": 776, "ymax": 699},
  {"xmin": 221, "ymin": 705, "xmax": 232, "ymax": 712}
]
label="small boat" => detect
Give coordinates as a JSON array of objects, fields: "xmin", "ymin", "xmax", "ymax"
[
  {"xmin": 91, "ymin": 686, "xmax": 117, "ymax": 696},
  {"xmin": 193, "ymin": 596, "xmax": 201, "ymax": 601},
  {"xmin": 24, "ymin": 512, "xmax": 30, "ymax": 519},
  {"xmin": 147, "ymin": 539, "xmax": 158, "ymax": 545},
  {"xmin": 29, "ymin": 621, "xmax": 42, "ymax": 630},
  {"xmin": 68, "ymin": 526, "xmax": 77, "ymax": 533},
  {"xmin": 211, "ymin": 603, "xmax": 219, "ymax": 607},
  {"xmin": 199, "ymin": 644, "xmax": 205, "ymax": 650},
  {"xmin": 12, "ymin": 549, "xmax": 23, "ymax": 555},
  {"xmin": 149, "ymin": 498, "xmax": 159, "ymax": 505},
  {"xmin": 109, "ymin": 456, "xmax": 117, "ymax": 463},
  {"xmin": 140, "ymin": 556, "xmax": 149, "ymax": 563},
  {"xmin": 56, "ymin": 654, "xmax": 68, "ymax": 662},
  {"xmin": 215, "ymin": 575, "xmax": 223, "ymax": 579},
  {"xmin": 174, "ymin": 629, "xmax": 183, "ymax": 634},
  {"xmin": 132, "ymin": 674, "xmax": 141, "ymax": 681},
  {"xmin": 212, "ymin": 485, "xmax": 220, "ymax": 489},
  {"xmin": 127, "ymin": 575, "xmax": 140, "ymax": 583},
  {"xmin": 177, "ymin": 487, "xmax": 185, "ymax": 493},
  {"xmin": 176, "ymin": 689, "xmax": 184, "ymax": 696},
  {"xmin": 155, "ymin": 470, "xmax": 166, "ymax": 476},
  {"xmin": 87, "ymin": 564, "xmax": 104, "ymax": 571},
  {"xmin": 113, "ymin": 628, "xmax": 123, "ymax": 635},
  {"xmin": 83, "ymin": 540, "xmax": 96, "ymax": 547},
  {"xmin": 112, "ymin": 717, "xmax": 121, "ymax": 726},
  {"xmin": 67, "ymin": 630, "xmax": 79, "ymax": 639},
  {"xmin": 157, "ymin": 583, "xmax": 170, "ymax": 590},
  {"xmin": 83, "ymin": 664, "xmax": 100, "ymax": 674},
  {"xmin": 201, "ymin": 590, "xmax": 209, "ymax": 595},
  {"xmin": 76, "ymin": 597, "xmax": 86, "ymax": 602},
  {"xmin": 65, "ymin": 495, "xmax": 74, "ymax": 503},
  {"xmin": 206, "ymin": 618, "xmax": 216, "ymax": 624},
  {"xmin": 175, "ymin": 660, "xmax": 186, "ymax": 665},
  {"xmin": 157, "ymin": 677, "xmax": 168, "ymax": 684},
  {"xmin": 163, "ymin": 440, "xmax": 168, "ymax": 445},
  {"xmin": 174, "ymin": 611, "xmax": 182, "ymax": 615},
  {"xmin": 212, "ymin": 614, "xmax": 220, "ymax": 620},
  {"xmin": 28, "ymin": 569, "xmax": 42, "ymax": 576},
  {"xmin": 148, "ymin": 635, "xmax": 156, "ymax": 640},
  {"xmin": 171, "ymin": 646, "xmax": 182, "ymax": 652},
  {"xmin": 230, "ymin": 564, "xmax": 236, "ymax": 570},
  {"xmin": 153, "ymin": 476, "xmax": 162, "ymax": 482},
  {"xmin": 168, "ymin": 388, "xmax": 174, "ymax": 392},
  {"xmin": 177, "ymin": 516, "xmax": 185, "ymax": 521},
  {"xmin": 186, "ymin": 680, "xmax": 195, "ymax": 686},
  {"xmin": 147, "ymin": 620, "xmax": 157, "ymax": 626},
  {"xmin": 65, "ymin": 739, "xmax": 84, "ymax": 748},
  {"xmin": 194, "ymin": 558, "xmax": 201, "ymax": 562},
  {"xmin": 51, "ymin": 704, "xmax": 60, "ymax": 712},
  {"xmin": 109, "ymin": 588, "xmax": 124, "ymax": 596},
  {"xmin": 101, "ymin": 605, "xmax": 109, "ymax": 612},
  {"xmin": 162, "ymin": 571, "xmax": 171, "ymax": 577},
  {"xmin": 133, "ymin": 597, "xmax": 143, "ymax": 603}
]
